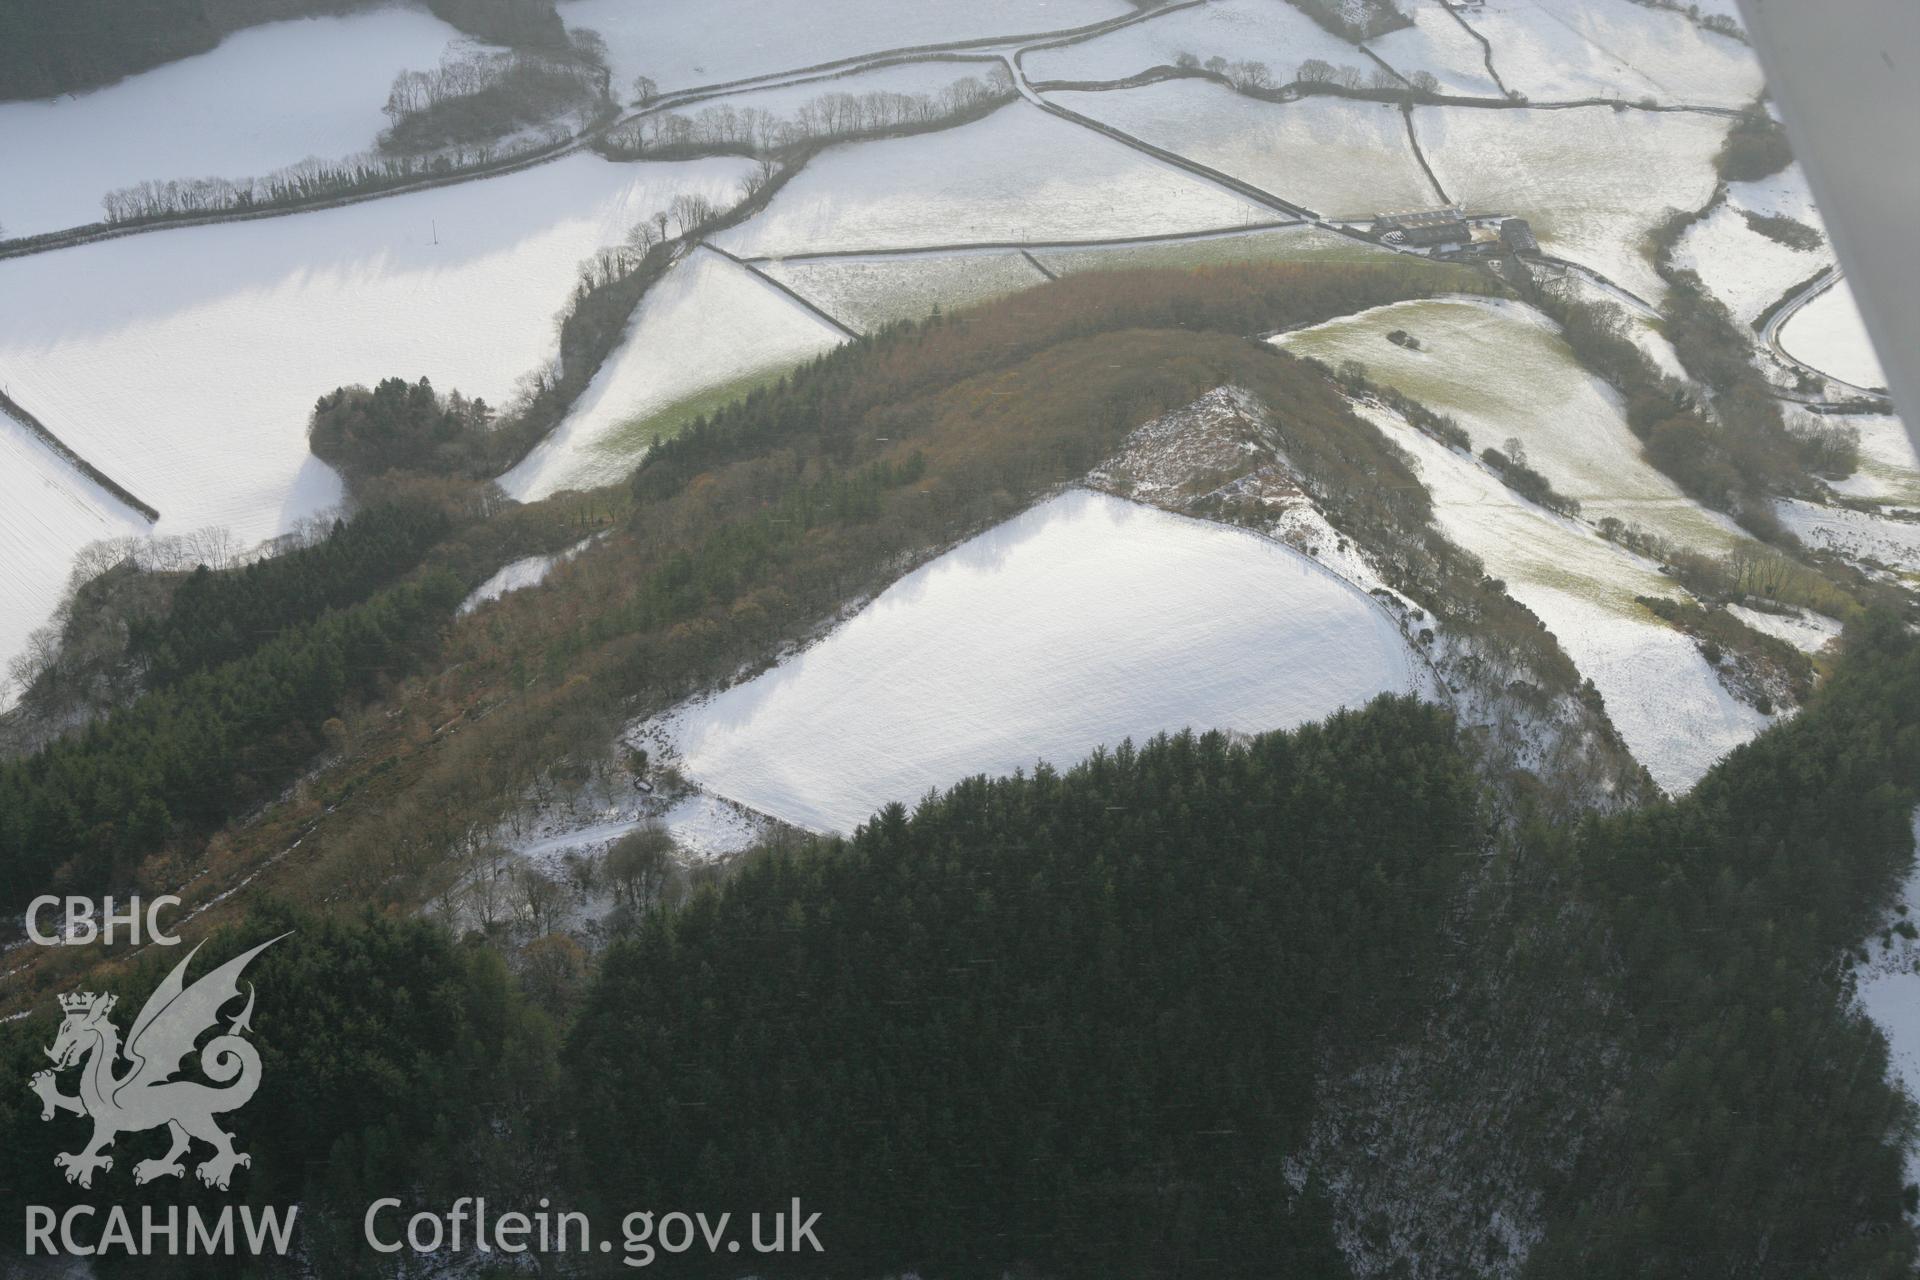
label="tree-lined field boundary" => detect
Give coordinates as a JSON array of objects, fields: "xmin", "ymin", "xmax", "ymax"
[{"xmin": 0, "ymin": 387, "xmax": 159, "ymax": 521}]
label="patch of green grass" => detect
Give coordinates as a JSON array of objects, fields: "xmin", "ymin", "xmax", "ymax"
[{"xmin": 593, "ymin": 364, "xmax": 803, "ymax": 462}]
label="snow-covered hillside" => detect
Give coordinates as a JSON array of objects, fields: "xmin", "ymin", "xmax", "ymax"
[
  {"xmin": 1672, "ymin": 199, "xmax": 1829, "ymax": 327},
  {"xmin": 1034, "ymin": 223, "xmax": 1376, "ymax": 273},
  {"xmin": 1413, "ymin": 104, "xmax": 1728, "ymax": 304},
  {"xmin": 1341, "ymin": 394, "xmax": 1769, "ymax": 794},
  {"xmin": 0, "ymin": 410, "xmax": 149, "ymax": 709},
  {"xmin": 501, "ymin": 246, "xmax": 849, "ymax": 500},
  {"xmin": 1455, "ymin": 0, "xmax": 1760, "ymax": 106},
  {"xmin": 712, "ymin": 100, "xmax": 1274, "ymax": 258},
  {"xmin": 1780, "ymin": 277, "xmax": 1890, "ymax": 391},
  {"xmin": 0, "ymin": 9, "xmax": 463, "ymax": 238},
  {"xmin": 1279, "ymin": 296, "xmax": 1748, "ymax": 556},
  {"xmin": 1827, "ymin": 413, "xmax": 1920, "ymax": 507},
  {"xmin": 760, "ymin": 249, "xmax": 1049, "ymax": 332},
  {"xmin": 642, "ymin": 489, "xmax": 1429, "ymax": 834},
  {"xmin": 1367, "ymin": 4, "xmax": 1504, "ymax": 98},
  {"xmin": 1022, "ymin": 0, "xmax": 1367, "ymax": 85},
  {"xmin": 0, "ymin": 153, "xmax": 755, "ymax": 684},
  {"xmin": 1049, "ymin": 81, "xmax": 1438, "ymax": 218}
]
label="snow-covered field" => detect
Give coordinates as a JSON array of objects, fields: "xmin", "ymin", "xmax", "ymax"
[
  {"xmin": 1050, "ymin": 82, "xmax": 1437, "ymax": 219},
  {"xmin": 1368, "ymin": 2, "xmax": 1505, "ymax": 98},
  {"xmin": 1672, "ymin": 200, "xmax": 1829, "ymax": 326},
  {"xmin": 502, "ymin": 247, "xmax": 848, "ymax": 500},
  {"xmin": 1726, "ymin": 602, "xmax": 1841, "ymax": 656},
  {"xmin": 1852, "ymin": 809, "xmax": 1920, "ymax": 1187},
  {"xmin": 1825, "ymin": 413, "xmax": 1920, "ymax": 507},
  {"xmin": 0, "ymin": 152, "xmax": 756, "ymax": 682},
  {"xmin": 558, "ymin": 0, "xmax": 1128, "ymax": 93},
  {"xmin": 1035, "ymin": 223, "xmax": 1383, "ymax": 274},
  {"xmin": 1333, "ymin": 394, "xmax": 1768, "ymax": 793},
  {"xmin": 761, "ymin": 249, "xmax": 1048, "ymax": 332},
  {"xmin": 1668, "ymin": 0, "xmax": 1744, "ymax": 25},
  {"xmin": 1779, "ymin": 277, "xmax": 1890, "ymax": 391},
  {"xmin": 713, "ymin": 100, "xmax": 1272, "ymax": 258},
  {"xmin": 1278, "ymin": 296, "xmax": 1747, "ymax": 556},
  {"xmin": 1672, "ymin": 167, "xmax": 1832, "ymax": 326},
  {"xmin": 642, "ymin": 489, "xmax": 1428, "ymax": 834},
  {"xmin": 1021, "ymin": 0, "xmax": 1364, "ymax": 85},
  {"xmin": 651, "ymin": 57, "xmax": 1009, "ymax": 121},
  {"xmin": 0, "ymin": 9, "xmax": 463, "ymax": 239},
  {"xmin": 0, "ymin": 411, "xmax": 151, "ymax": 708},
  {"xmin": 1776, "ymin": 499, "xmax": 1920, "ymax": 576},
  {"xmin": 1458, "ymin": 0, "xmax": 1761, "ymax": 106},
  {"xmin": 760, "ymin": 224, "xmax": 1392, "ymax": 334},
  {"xmin": 1413, "ymin": 103, "xmax": 1727, "ymax": 304},
  {"xmin": 458, "ymin": 534, "xmax": 603, "ymax": 616},
  {"xmin": 1729, "ymin": 164, "xmax": 1825, "ymax": 228}
]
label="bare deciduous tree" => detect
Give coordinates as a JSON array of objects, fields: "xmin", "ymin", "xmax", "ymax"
[{"xmin": 608, "ymin": 824, "xmax": 674, "ymax": 913}]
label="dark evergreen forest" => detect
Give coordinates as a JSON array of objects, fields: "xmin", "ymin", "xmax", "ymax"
[{"xmin": 5, "ymin": 615, "xmax": 1917, "ymax": 1275}]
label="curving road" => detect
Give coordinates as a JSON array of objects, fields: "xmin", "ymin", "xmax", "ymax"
[{"xmin": 1757, "ymin": 265, "xmax": 1891, "ymax": 404}]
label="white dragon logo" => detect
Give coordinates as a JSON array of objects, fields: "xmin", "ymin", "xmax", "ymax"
[{"xmin": 29, "ymin": 934, "xmax": 285, "ymax": 1191}]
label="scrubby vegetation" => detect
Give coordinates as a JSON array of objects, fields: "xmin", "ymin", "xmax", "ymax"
[
  {"xmin": 1285, "ymin": 0, "xmax": 1412, "ymax": 42},
  {"xmin": 1540, "ymin": 282, "xmax": 1835, "ymax": 538},
  {"xmin": 1635, "ymin": 592, "xmax": 1814, "ymax": 710},
  {"xmin": 1742, "ymin": 208, "xmax": 1823, "ymax": 251},
  {"xmin": 1480, "ymin": 440, "xmax": 1583, "ymax": 517},
  {"xmin": 1715, "ymin": 104, "xmax": 1793, "ymax": 182},
  {"xmin": 378, "ymin": 47, "xmax": 607, "ymax": 155}
]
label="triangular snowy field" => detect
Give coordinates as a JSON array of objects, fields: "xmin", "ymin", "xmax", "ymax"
[{"xmin": 643, "ymin": 489, "xmax": 1429, "ymax": 833}]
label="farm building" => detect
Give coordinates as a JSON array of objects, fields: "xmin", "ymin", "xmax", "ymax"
[
  {"xmin": 1500, "ymin": 218, "xmax": 1540, "ymax": 253},
  {"xmin": 1372, "ymin": 207, "xmax": 1469, "ymax": 247}
]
